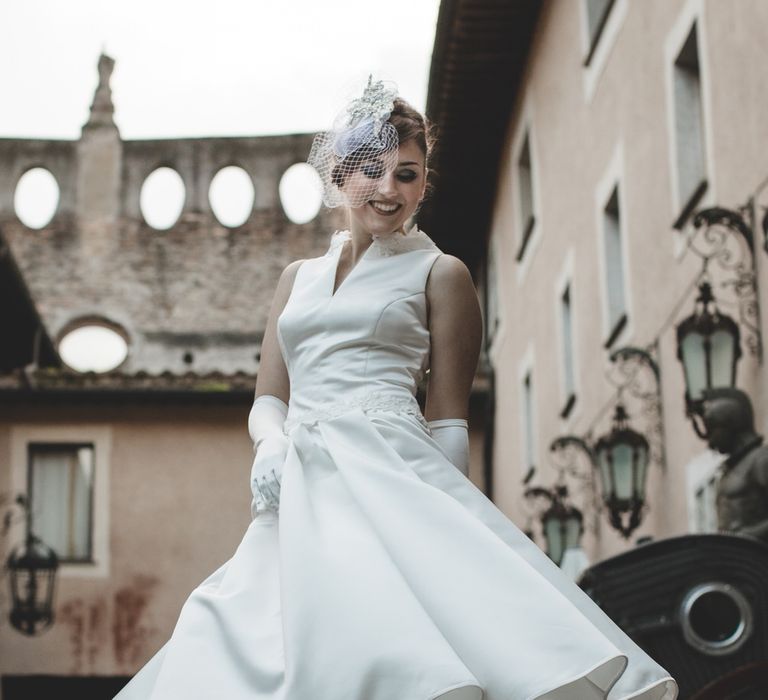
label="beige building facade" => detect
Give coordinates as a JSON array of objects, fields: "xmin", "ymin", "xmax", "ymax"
[{"xmin": 483, "ymin": 0, "xmax": 768, "ymax": 562}]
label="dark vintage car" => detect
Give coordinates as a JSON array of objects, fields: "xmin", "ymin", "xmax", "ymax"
[{"xmin": 579, "ymin": 533, "xmax": 768, "ymax": 700}]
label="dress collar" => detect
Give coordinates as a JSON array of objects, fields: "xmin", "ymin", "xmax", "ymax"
[{"xmin": 325, "ymin": 225, "xmax": 440, "ymax": 258}]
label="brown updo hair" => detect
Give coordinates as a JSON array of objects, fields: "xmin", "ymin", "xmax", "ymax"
[
  {"xmin": 388, "ymin": 97, "xmax": 436, "ymax": 168},
  {"xmin": 330, "ymin": 97, "xmax": 437, "ymax": 195}
]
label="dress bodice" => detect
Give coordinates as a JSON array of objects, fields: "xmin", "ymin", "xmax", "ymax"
[{"xmin": 277, "ymin": 227, "xmax": 443, "ymax": 431}]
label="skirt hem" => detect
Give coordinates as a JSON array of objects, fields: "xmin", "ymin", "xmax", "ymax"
[
  {"xmin": 525, "ymin": 652, "xmax": 626, "ymax": 700},
  {"xmin": 428, "ymin": 680, "xmax": 484, "ymax": 700}
]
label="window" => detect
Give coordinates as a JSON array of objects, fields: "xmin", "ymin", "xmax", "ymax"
[
  {"xmin": 685, "ymin": 449, "xmax": 724, "ymax": 534},
  {"xmin": 485, "ymin": 236, "xmax": 501, "ymax": 350},
  {"xmin": 28, "ymin": 443, "xmax": 95, "ymax": 563},
  {"xmin": 672, "ymin": 21, "xmax": 707, "ymax": 228},
  {"xmin": 584, "ymin": 0, "xmax": 616, "ymax": 66},
  {"xmin": 560, "ymin": 284, "xmax": 577, "ymax": 417},
  {"xmin": 694, "ymin": 476, "xmax": 718, "ymax": 533},
  {"xmin": 522, "ymin": 371, "xmax": 536, "ymax": 478},
  {"xmin": 602, "ymin": 186, "xmax": 627, "ymax": 347},
  {"xmin": 515, "ymin": 130, "xmax": 536, "ymax": 261},
  {"xmin": 58, "ymin": 321, "xmax": 129, "ymax": 373}
]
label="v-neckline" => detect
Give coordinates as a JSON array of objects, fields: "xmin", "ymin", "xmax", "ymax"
[
  {"xmin": 326, "ymin": 227, "xmax": 438, "ymax": 298},
  {"xmin": 330, "ymin": 238, "xmax": 369, "ymax": 298}
]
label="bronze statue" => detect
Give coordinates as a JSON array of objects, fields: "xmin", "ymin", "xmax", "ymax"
[{"xmin": 702, "ymin": 387, "xmax": 768, "ymax": 544}]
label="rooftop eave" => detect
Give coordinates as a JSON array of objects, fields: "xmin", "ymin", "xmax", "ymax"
[
  {"xmin": 420, "ymin": 0, "xmax": 543, "ymax": 276},
  {"xmin": 0, "ymin": 367, "xmax": 256, "ymax": 403}
]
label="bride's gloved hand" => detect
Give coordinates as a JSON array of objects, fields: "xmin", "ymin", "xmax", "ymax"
[
  {"xmin": 248, "ymin": 394, "xmax": 289, "ymax": 518},
  {"xmin": 427, "ymin": 418, "xmax": 469, "ymax": 477}
]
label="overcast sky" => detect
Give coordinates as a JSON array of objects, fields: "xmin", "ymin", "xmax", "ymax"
[{"xmin": 0, "ymin": 0, "xmax": 441, "ymax": 140}]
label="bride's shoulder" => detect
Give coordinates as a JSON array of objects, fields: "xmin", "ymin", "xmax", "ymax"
[
  {"xmin": 282, "ymin": 258, "xmax": 306, "ymax": 275},
  {"xmin": 426, "ymin": 254, "xmax": 475, "ymax": 298},
  {"xmin": 425, "ymin": 253, "xmax": 481, "ymax": 329},
  {"xmin": 428, "ymin": 253, "xmax": 471, "ymax": 280},
  {"xmin": 275, "ymin": 258, "xmax": 306, "ymax": 293}
]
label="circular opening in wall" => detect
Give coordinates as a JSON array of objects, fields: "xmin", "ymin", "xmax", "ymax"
[
  {"xmin": 58, "ymin": 324, "xmax": 129, "ymax": 373},
  {"xmin": 140, "ymin": 167, "xmax": 186, "ymax": 230},
  {"xmin": 680, "ymin": 582, "xmax": 753, "ymax": 656},
  {"xmin": 14, "ymin": 167, "xmax": 60, "ymax": 229},
  {"xmin": 279, "ymin": 163, "xmax": 322, "ymax": 224},
  {"xmin": 208, "ymin": 166, "xmax": 255, "ymax": 228}
]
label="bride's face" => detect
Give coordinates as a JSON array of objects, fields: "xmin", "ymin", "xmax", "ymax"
[{"xmin": 345, "ymin": 138, "xmax": 427, "ymax": 236}]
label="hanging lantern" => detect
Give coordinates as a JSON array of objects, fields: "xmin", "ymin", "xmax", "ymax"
[
  {"xmin": 6, "ymin": 533, "xmax": 59, "ymax": 635},
  {"xmin": 526, "ymin": 485, "xmax": 584, "ymax": 566},
  {"xmin": 676, "ymin": 281, "xmax": 741, "ymax": 410},
  {"xmin": 594, "ymin": 403, "xmax": 650, "ymax": 539},
  {"xmin": 542, "ymin": 494, "xmax": 584, "ymax": 567}
]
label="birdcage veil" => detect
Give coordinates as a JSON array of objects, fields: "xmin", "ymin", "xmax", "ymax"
[{"xmin": 308, "ymin": 75, "xmax": 400, "ymax": 208}]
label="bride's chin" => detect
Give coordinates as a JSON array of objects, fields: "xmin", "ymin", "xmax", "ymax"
[
  {"xmin": 350, "ymin": 207, "xmax": 411, "ymax": 237},
  {"xmin": 362, "ymin": 219, "xmax": 404, "ymax": 237},
  {"xmin": 371, "ymin": 228, "xmax": 401, "ymax": 237},
  {"xmin": 368, "ymin": 215, "xmax": 411, "ymax": 237}
]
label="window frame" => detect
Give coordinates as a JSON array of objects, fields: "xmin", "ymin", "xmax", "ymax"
[
  {"xmin": 581, "ymin": 0, "xmax": 629, "ymax": 103},
  {"xmin": 594, "ymin": 143, "xmax": 633, "ymax": 351},
  {"xmin": 664, "ymin": 0, "xmax": 715, "ymax": 232},
  {"xmin": 518, "ymin": 346, "xmax": 538, "ymax": 481},
  {"xmin": 554, "ymin": 250, "xmax": 579, "ymax": 421},
  {"xmin": 510, "ymin": 110, "xmax": 542, "ymax": 281},
  {"xmin": 601, "ymin": 185, "xmax": 629, "ymax": 349},
  {"xmin": 583, "ymin": 0, "xmax": 617, "ymax": 67},
  {"xmin": 515, "ymin": 130, "xmax": 537, "ymax": 262},
  {"xmin": 670, "ymin": 20, "xmax": 708, "ymax": 229},
  {"xmin": 27, "ymin": 441, "xmax": 96, "ymax": 564},
  {"xmin": 10, "ymin": 425, "xmax": 112, "ymax": 578},
  {"xmin": 484, "ymin": 232, "xmax": 506, "ymax": 366},
  {"xmin": 559, "ymin": 284, "xmax": 577, "ymax": 418}
]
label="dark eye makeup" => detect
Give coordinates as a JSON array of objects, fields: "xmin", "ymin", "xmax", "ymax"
[
  {"xmin": 359, "ymin": 162, "xmax": 420, "ymax": 183},
  {"xmin": 362, "ymin": 162, "xmax": 385, "ymax": 179}
]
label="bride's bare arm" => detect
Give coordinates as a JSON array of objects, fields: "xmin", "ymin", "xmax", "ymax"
[
  {"xmin": 424, "ymin": 254, "xmax": 483, "ymax": 421},
  {"xmin": 254, "ymin": 260, "xmax": 305, "ymax": 403}
]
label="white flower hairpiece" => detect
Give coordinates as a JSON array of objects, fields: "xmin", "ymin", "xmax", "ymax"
[
  {"xmin": 345, "ymin": 75, "xmax": 397, "ymax": 131},
  {"xmin": 307, "ymin": 75, "xmax": 400, "ymax": 209}
]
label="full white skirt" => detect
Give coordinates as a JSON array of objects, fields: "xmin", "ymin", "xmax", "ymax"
[{"xmin": 114, "ymin": 410, "xmax": 677, "ymax": 700}]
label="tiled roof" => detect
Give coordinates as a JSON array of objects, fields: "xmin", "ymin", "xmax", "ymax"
[{"xmin": 0, "ymin": 366, "xmax": 256, "ymax": 402}]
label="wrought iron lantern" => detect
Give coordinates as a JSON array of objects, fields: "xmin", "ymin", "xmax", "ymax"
[
  {"xmin": 525, "ymin": 485, "xmax": 583, "ymax": 566},
  {"xmin": 6, "ymin": 532, "xmax": 58, "ymax": 635},
  {"xmin": 594, "ymin": 403, "xmax": 649, "ymax": 539},
  {"xmin": 4, "ymin": 494, "xmax": 59, "ymax": 636},
  {"xmin": 676, "ymin": 281, "xmax": 742, "ymax": 419}
]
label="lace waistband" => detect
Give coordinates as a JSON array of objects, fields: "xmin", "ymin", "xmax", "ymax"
[{"xmin": 284, "ymin": 391, "xmax": 428, "ymax": 432}]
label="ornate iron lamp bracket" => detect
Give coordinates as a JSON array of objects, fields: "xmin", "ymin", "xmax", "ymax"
[
  {"xmin": 607, "ymin": 345, "xmax": 667, "ymax": 471},
  {"xmin": 688, "ymin": 207, "xmax": 762, "ymax": 361},
  {"xmin": 549, "ymin": 435, "xmax": 601, "ymax": 537}
]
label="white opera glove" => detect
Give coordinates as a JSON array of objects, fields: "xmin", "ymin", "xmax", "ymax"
[
  {"xmin": 248, "ymin": 394, "xmax": 289, "ymax": 518},
  {"xmin": 427, "ymin": 418, "xmax": 469, "ymax": 477}
]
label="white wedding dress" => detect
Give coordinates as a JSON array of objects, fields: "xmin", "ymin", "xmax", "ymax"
[{"xmin": 114, "ymin": 228, "xmax": 677, "ymax": 700}]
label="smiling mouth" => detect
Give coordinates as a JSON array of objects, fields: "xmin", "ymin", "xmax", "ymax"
[{"xmin": 369, "ymin": 201, "xmax": 402, "ymax": 215}]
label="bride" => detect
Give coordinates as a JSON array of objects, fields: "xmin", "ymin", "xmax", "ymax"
[{"xmin": 114, "ymin": 78, "xmax": 677, "ymax": 700}]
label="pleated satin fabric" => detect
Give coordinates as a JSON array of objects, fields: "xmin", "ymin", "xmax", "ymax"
[{"xmin": 114, "ymin": 228, "xmax": 677, "ymax": 700}]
